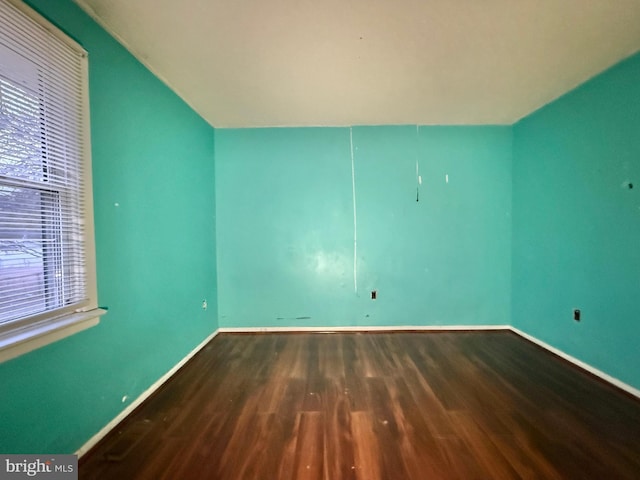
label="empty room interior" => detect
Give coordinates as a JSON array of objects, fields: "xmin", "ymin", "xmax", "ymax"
[{"xmin": 1, "ymin": 0, "xmax": 640, "ymax": 478}]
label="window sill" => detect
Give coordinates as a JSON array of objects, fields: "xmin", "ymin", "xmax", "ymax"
[{"xmin": 0, "ymin": 308, "xmax": 107, "ymax": 364}]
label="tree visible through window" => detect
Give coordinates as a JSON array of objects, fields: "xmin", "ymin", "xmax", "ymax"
[
  {"xmin": 0, "ymin": 0, "xmax": 102, "ymax": 361},
  {"xmin": 0, "ymin": 69, "xmax": 51, "ymax": 321}
]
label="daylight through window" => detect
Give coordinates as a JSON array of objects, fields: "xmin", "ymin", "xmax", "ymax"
[{"xmin": 0, "ymin": 0, "xmax": 103, "ymax": 361}]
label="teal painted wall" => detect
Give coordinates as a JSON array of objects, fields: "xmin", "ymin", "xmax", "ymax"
[
  {"xmin": 216, "ymin": 126, "xmax": 512, "ymax": 328},
  {"xmin": 0, "ymin": 0, "xmax": 217, "ymax": 453},
  {"xmin": 512, "ymin": 52, "xmax": 640, "ymax": 389}
]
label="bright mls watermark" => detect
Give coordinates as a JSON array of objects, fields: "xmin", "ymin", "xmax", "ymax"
[{"xmin": 0, "ymin": 455, "xmax": 76, "ymax": 479}]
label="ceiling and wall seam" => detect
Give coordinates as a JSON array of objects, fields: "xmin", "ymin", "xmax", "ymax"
[{"xmin": 73, "ymin": 0, "xmax": 640, "ymax": 128}]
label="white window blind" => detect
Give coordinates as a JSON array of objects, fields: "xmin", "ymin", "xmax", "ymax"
[{"xmin": 0, "ymin": 0, "xmax": 103, "ymax": 361}]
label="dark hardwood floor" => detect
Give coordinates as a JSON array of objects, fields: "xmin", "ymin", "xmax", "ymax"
[{"xmin": 79, "ymin": 331, "xmax": 640, "ymax": 479}]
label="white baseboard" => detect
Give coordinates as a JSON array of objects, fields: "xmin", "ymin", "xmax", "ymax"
[
  {"xmin": 509, "ymin": 327, "xmax": 640, "ymax": 400},
  {"xmin": 218, "ymin": 325, "xmax": 512, "ymax": 333},
  {"xmin": 75, "ymin": 329, "xmax": 220, "ymax": 458}
]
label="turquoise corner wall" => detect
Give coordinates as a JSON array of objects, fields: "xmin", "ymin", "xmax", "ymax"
[
  {"xmin": 0, "ymin": 0, "xmax": 217, "ymax": 453},
  {"xmin": 512, "ymin": 52, "xmax": 640, "ymax": 390},
  {"xmin": 216, "ymin": 125, "xmax": 512, "ymax": 328}
]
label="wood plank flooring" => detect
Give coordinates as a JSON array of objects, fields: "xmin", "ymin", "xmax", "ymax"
[{"xmin": 79, "ymin": 331, "xmax": 640, "ymax": 479}]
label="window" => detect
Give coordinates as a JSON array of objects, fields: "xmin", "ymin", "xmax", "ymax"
[{"xmin": 0, "ymin": 0, "xmax": 104, "ymax": 362}]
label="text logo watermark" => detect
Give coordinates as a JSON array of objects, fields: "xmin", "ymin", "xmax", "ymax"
[{"xmin": 0, "ymin": 455, "xmax": 76, "ymax": 479}]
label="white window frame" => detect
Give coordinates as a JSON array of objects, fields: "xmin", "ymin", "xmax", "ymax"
[{"xmin": 0, "ymin": 0, "xmax": 105, "ymax": 363}]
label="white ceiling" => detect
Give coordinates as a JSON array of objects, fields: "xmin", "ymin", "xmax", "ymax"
[{"xmin": 73, "ymin": 0, "xmax": 640, "ymax": 128}]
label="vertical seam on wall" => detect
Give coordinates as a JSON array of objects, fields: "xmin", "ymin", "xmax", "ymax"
[
  {"xmin": 416, "ymin": 125, "xmax": 420, "ymax": 202},
  {"xmin": 350, "ymin": 127, "xmax": 358, "ymax": 293}
]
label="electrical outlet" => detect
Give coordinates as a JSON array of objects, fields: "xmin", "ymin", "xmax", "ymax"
[
  {"xmin": 573, "ymin": 309, "xmax": 580, "ymax": 322},
  {"xmin": 202, "ymin": 299, "xmax": 208, "ymax": 310},
  {"xmin": 371, "ymin": 290, "xmax": 377, "ymax": 300}
]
